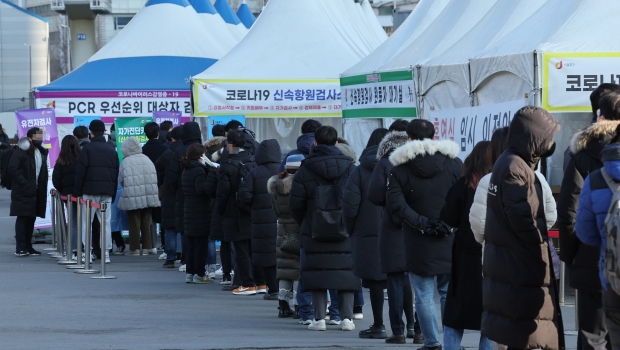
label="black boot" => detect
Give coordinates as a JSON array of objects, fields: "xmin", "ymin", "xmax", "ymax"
[
  {"xmin": 293, "ymin": 305, "xmax": 300, "ymax": 319},
  {"xmin": 278, "ymin": 300, "xmax": 294, "ymax": 318}
]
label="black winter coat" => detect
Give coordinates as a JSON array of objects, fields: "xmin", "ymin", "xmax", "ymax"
[
  {"xmin": 166, "ymin": 122, "xmax": 202, "ymax": 233},
  {"xmin": 214, "ymin": 151, "xmax": 257, "ymax": 242},
  {"xmin": 182, "ymin": 160, "xmax": 211, "ymax": 237},
  {"xmin": 142, "ymin": 138, "xmax": 167, "ymax": 223},
  {"xmin": 482, "ymin": 107, "xmax": 564, "ymax": 350},
  {"xmin": 343, "ymin": 145, "xmax": 386, "ymax": 282},
  {"xmin": 74, "ymin": 136, "xmax": 119, "ymax": 201},
  {"xmin": 239, "ymin": 139, "xmax": 281, "ymax": 267},
  {"xmin": 367, "ymin": 131, "xmax": 409, "ymax": 274},
  {"xmin": 440, "ymin": 176, "xmax": 483, "ymax": 330},
  {"xmin": 206, "ymin": 166, "xmax": 224, "ymax": 240},
  {"xmin": 289, "ymin": 145, "xmax": 359, "ymax": 292},
  {"xmin": 9, "ymin": 138, "xmax": 48, "ymax": 218},
  {"xmin": 52, "ymin": 162, "xmax": 76, "ymax": 196},
  {"xmin": 0, "ymin": 132, "xmax": 10, "ymax": 150},
  {"xmin": 386, "ymin": 139, "xmax": 462, "ymax": 276},
  {"xmin": 156, "ymin": 140, "xmax": 181, "ymax": 230},
  {"xmin": 558, "ymin": 120, "xmax": 619, "ymax": 292},
  {"xmin": 268, "ymin": 172, "xmax": 300, "ymax": 281}
]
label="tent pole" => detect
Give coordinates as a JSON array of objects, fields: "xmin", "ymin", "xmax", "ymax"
[{"xmin": 533, "ymin": 50, "xmax": 541, "ymax": 107}]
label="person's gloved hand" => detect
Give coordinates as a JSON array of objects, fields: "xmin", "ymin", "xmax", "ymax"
[{"xmin": 424, "ymin": 219, "xmax": 454, "ymax": 237}]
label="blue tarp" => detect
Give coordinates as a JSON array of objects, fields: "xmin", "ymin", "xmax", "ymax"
[{"xmin": 236, "ymin": 2, "xmax": 255, "ymax": 29}]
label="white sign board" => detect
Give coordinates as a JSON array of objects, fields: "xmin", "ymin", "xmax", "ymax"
[
  {"xmin": 429, "ymin": 99, "xmax": 528, "ymax": 160},
  {"xmin": 543, "ymin": 52, "xmax": 620, "ymax": 113},
  {"xmin": 192, "ymin": 79, "xmax": 342, "ymax": 117}
]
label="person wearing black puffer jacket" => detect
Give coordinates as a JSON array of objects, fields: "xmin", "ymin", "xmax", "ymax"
[
  {"xmin": 559, "ymin": 84, "xmax": 620, "ymax": 350},
  {"xmin": 165, "ymin": 122, "xmax": 202, "ymax": 272},
  {"xmin": 74, "ymin": 120, "xmax": 119, "ymax": 264},
  {"xmin": 156, "ymin": 126, "xmax": 182, "ymax": 268},
  {"xmin": 238, "ymin": 139, "xmax": 282, "ymax": 299},
  {"xmin": 289, "ymin": 126, "xmax": 358, "ymax": 332},
  {"xmin": 9, "ymin": 128, "xmax": 48, "ymax": 257},
  {"xmin": 368, "ymin": 120, "xmax": 420, "ymax": 344},
  {"xmin": 343, "ymin": 128, "xmax": 388, "ymax": 340},
  {"xmin": 215, "ymin": 130, "xmax": 257, "ymax": 295},
  {"xmin": 386, "ymin": 119, "xmax": 462, "ymax": 350},
  {"xmin": 180, "ymin": 143, "xmax": 213, "ymax": 284}
]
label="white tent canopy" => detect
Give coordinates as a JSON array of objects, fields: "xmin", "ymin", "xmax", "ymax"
[
  {"xmin": 192, "ymin": 0, "xmax": 385, "ymax": 157},
  {"xmin": 342, "ymin": 0, "xmax": 449, "ymax": 77},
  {"xmin": 361, "ymin": 0, "xmax": 387, "ymax": 43}
]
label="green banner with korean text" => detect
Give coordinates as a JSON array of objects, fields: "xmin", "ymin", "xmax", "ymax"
[
  {"xmin": 114, "ymin": 117, "xmax": 153, "ymax": 162},
  {"xmin": 340, "ymin": 70, "xmax": 417, "ymax": 119}
]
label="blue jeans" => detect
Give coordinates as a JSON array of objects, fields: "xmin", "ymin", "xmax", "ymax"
[
  {"xmin": 207, "ymin": 239, "xmax": 216, "ymax": 265},
  {"xmin": 65, "ymin": 202, "xmax": 78, "ymax": 252},
  {"xmin": 297, "ymin": 248, "xmax": 313, "ymax": 321},
  {"xmin": 354, "ymin": 284, "xmax": 364, "ymax": 307},
  {"xmin": 164, "ymin": 229, "xmax": 180, "ymax": 262},
  {"xmin": 328, "ymin": 290, "xmax": 341, "ymax": 321},
  {"xmin": 409, "ymin": 273, "xmax": 450, "ymax": 347},
  {"xmin": 444, "ymin": 326, "xmax": 493, "ymax": 350}
]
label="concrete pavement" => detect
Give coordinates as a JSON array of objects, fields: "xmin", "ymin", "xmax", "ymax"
[{"xmin": 0, "ymin": 190, "xmax": 578, "ymax": 349}]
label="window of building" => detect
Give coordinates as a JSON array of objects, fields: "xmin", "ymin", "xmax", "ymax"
[
  {"xmin": 378, "ymin": 6, "xmax": 393, "ymax": 16},
  {"xmin": 114, "ymin": 16, "xmax": 133, "ymax": 30}
]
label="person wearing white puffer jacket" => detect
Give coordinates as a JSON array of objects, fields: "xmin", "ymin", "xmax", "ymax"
[
  {"xmin": 469, "ymin": 127, "xmax": 558, "ymax": 271},
  {"xmin": 118, "ymin": 137, "xmax": 161, "ymax": 257}
]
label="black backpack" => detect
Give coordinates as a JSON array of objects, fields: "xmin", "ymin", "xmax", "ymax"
[
  {"xmin": 309, "ymin": 170, "xmax": 348, "ymax": 242},
  {"xmin": 226, "ymin": 157, "xmax": 255, "ymax": 198},
  {"xmin": 0, "ymin": 147, "xmax": 16, "ymax": 189}
]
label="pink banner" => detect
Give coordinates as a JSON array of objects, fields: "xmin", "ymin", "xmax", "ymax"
[{"xmin": 15, "ymin": 108, "xmax": 60, "ymax": 167}]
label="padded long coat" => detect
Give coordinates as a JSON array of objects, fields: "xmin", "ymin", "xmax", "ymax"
[
  {"xmin": 343, "ymin": 144, "xmax": 386, "ymax": 282},
  {"xmin": 8, "ymin": 137, "xmax": 48, "ymax": 218},
  {"xmin": 238, "ymin": 139, "xmax": 281, "ymax": 267},
  {"xmin": 367, "ymin": 131, "xmax": 409, "ymax": 274},
  {"xmin": 482, "ymin": 106, "xmax": 564, "ymax": 350},
  {"xmin": 182, "ymin": 160, "xmax": 211, "ymax": 237},
  {"xmin": 268, "ymin": 172, "xmax": 300, "ymax": 281},
  {"xmin": 74, "ymin": 135, "xmax": 119, "ymax": 200},
  {"xmin": 289, "ymin": 145, "xmax": 359, "ymax": 292},
  {"xmin": 155, "ymin": 140, "xmax": 182, "ymax": 230},
  {"xmin": 117, "ymin": 137, "xmax": 160, "ymax": 211}
]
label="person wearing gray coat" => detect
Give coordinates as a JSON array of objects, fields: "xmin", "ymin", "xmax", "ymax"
[{"xmin": 118, "ymin": 137, "xmax": 161, "ymax": 256}]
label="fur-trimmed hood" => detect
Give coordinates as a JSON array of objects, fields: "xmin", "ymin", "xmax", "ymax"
[
  {"xmin": 18, "ymin": 136, "xmax": 31, "ymax": 151},
  {"xmin": 377, "ymin": 131, "xmax": 408, "ymax": 159},
  {"xmin": 389, "ymin": 139, "xmax": 460, "ymax": 179},
  {"xmin": 205, "ymin": 136, "xmax": 226, "ymax": 149},
  {"xmin": 267, "ymin": 173, "xmax": 293, "ymax": 196},
  {"xmin": 205, "ymin": 136, "xmax": 226, "ymax": 162},
  {"xmin": 570, "ymin": 120, "xmax": 620, "ymax": 154}
]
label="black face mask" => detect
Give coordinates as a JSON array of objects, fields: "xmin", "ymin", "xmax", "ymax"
[
  {"xmin": 31, "ymin": 140, "xmax": 42, "ymax": 147},
  {"xmin": 541, "ymin": 141, "xmax": 556, "ymax": 158}
]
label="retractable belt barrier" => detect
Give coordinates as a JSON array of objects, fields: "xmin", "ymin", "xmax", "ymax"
[{"xmin": 49, "ymin": 190, "xmax": 116, "ymax": 279}]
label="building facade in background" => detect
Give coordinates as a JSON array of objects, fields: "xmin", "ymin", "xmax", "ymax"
[{"xmin": 0, "ymin": 0, "xmax": 50, "ymax": 112}]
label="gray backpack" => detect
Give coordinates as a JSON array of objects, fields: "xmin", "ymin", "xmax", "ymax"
[{"xmin": 602, "ymin": 168, "xmax": 620, "ymax": 294}]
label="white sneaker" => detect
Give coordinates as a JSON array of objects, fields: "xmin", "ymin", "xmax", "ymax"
[
  {"xmin": 159, "ymin": 253, "xmax": 167, "ymax": 260},
  {"xmin": 215, "ymin": 267, "xmax": 223, "ymax": 276},
  {"xmin": 207, "ymin": 268, "xmax": 216, "ymax": 280},
  {"xmin": 308, "ymin": 319, "xmax": 326, "ymax": 331},
  {"xmin": 341, "ymin": 319, "xmax": 355, "ymax": 331},
  {"xmin": 299, "ymin": 319, "xmax": 312, "ymax": 325},
  {"xmin": 104, "ymin": 251, "xmax": 110, "ymax": 264},
  {"xmin": 125, "ymin": 250, "xmax": 141, "ymax": 256},
  {"xmin": 328, "ymin": 319, "xmax": 341, "ymax": 325},
  {"xmin": 353, "ymin": 313, "xmax": 364, "ymax": 320},
  {"xmin": 143, "ymin": 248, "xmax": 157, "ymax": 255},
  {"xmin": 179, "ymin": 264, "xmax": 186, "ymax": 272}
]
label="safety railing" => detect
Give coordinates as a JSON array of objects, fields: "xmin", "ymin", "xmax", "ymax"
[{"xmin": 49, "ymin": 190, "xmax": 116, "ymax": 279}]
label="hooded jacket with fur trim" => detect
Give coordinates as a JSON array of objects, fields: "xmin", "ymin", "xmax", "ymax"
[
  {"xmin": 367, "ymin": 131, "xmax": 410, "ymax": 274},
  {"xmin": 558, "ymin": 120, "xmax": 620, "ymax": 292},
  {"xmin": 205, "ymin": 136, "xmax": 226, "ymax": 162},
  {"xmin": 268, "ymin": 172, "xmax": 300, "ymax": 281},
  {"xmin": 385, "ymin": 138, "xmax": 461, "ymax": 276},
  {"xmin": 9, "ymin": 137, "xmax": 48, "ymax": 218}
]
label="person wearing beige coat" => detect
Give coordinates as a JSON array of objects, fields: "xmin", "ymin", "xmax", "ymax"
[{"xmin": 118, "ymin": 137, "xmax": 161, "ymax": 256}]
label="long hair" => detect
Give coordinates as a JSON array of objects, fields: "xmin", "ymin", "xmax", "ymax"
[
  {"xmin": 464, "ymin": 141, "xmax": 492, "ymax": 189},
  {"xmin": 57, "ymin": 135, "xmax": 79, "ymax": 166},
  {"xmin": 180, "ymin": 143, "xmax": 205, "ymax": 169},
  {"xmin": 366, "ymin": 128, "xmax": 389, "ymax": 148},
  {"xmin": 489, "ymin": 127, "xmax": 509, "ymax": 165}
]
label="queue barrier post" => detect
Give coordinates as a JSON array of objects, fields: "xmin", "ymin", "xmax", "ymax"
[
  {"xmin": 44, "ymin": 189, "xmax": 57, "ymax": 251},
  {"xmin": 55, "ymin": 194, "xmax": 70, "ymax": 262},
  {"xmin": 66, "ymin": 195, "xmax": 85, "ymax": 270},
  {"xmin": 58, "ymin": 194, "xmax": 76, "ymax": 265},
  {"xmin": 92, "ymin": 202, "xmax": 115, "ymax": 280},
  {"xmin": 75, "ymin": 199, "xmax": 99, "ymax": 274}
]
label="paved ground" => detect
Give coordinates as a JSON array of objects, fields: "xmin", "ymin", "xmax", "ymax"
[{"xmin": 0, "ymin": 190, "xmax": 578, "ymax": 349}]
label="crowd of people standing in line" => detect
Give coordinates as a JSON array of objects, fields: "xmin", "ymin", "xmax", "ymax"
[{"xmin": 8, "ymin": 83, "xmax": 620, "ymax": 350}]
